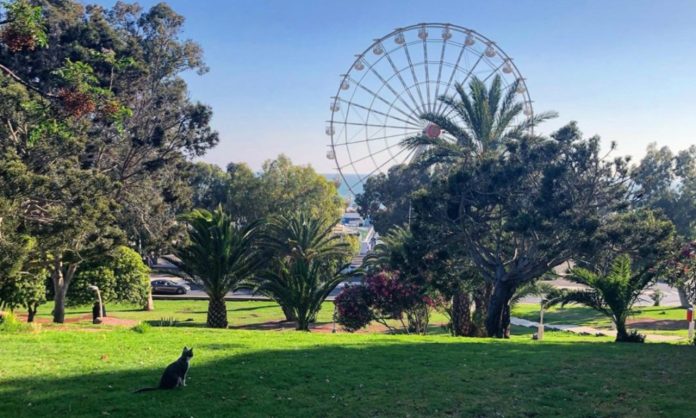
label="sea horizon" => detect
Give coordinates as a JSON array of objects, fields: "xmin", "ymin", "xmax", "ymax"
[{"xmin": 323, "ymin": 173, "xmax": 365, "ymax": 199}]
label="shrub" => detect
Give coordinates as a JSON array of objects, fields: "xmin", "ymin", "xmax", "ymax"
[
  {"xmin": 110, "ymin": 246, "xmax": 150, "ymax": 307},
  {"xmin": 650, "ymin": 289, "xmax": 664, "ymax": 307},
  {"xmin": 0, "ymin": 272, "xmax": 47, "ymax": 322},
  {"xmin": 67, "ymin": 246, "xmax": 149, "ymax": 307},
  {"xmin": 335, "ymin": 272, "xmax": 432, "ymax": 334},
  {"xmin": 619, "ymin": 330, "xmax": 646, "ymax": 343},
  {"xmin": 335, "ymin": 285, "xmax": 373, "ymax": 332},
  {"xmin": 0, "ymin": 312, "xmax": 32, "ymax": 332},
  {"xmin": 68, "ymin": 266, "xmax": 117, "ymax": 307},
  {"xmin": 366, "ymin": 271, "xmax": 424, "ymax": 319},
  {"xmin": 131, "ymin": 322, "xmax": 151, "ymax": 334}
]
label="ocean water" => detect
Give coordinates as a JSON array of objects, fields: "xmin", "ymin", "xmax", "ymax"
[{"xmin": 323, "ymin": 173, "xmax": 365, "ymax": 198}]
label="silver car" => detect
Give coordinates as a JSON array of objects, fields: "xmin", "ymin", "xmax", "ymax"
[{"xmin": 151, "ymin": 280, "xmax": 191, "ymax": 295}]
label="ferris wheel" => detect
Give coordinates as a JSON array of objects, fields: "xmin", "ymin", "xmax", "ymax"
[{"xmin": 326, "ymin": 23, "xmax": 534, "ymax": 195}]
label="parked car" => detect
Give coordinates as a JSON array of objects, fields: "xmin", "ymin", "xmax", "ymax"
[{"xmin": 151, "ymin": 279, "xmax": 191, "ymax": 295}]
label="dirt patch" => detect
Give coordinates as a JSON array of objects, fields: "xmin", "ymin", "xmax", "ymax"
[{"xmin": 15, "ymin": 313, "xmax": 138, "ymax": 328}]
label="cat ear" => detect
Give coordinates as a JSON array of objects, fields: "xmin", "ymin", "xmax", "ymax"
[{"xmin": 182, "ymin": 346, "xmax": 188, "ymax": 352}]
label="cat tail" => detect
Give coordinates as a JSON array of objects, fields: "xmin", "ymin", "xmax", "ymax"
[{"xmin": 134, "ymin": 387, "xmax": 158, "ymax": 393}]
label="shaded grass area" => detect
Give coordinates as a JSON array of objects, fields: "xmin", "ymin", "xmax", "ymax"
[{"xmin": 1, "ymin": 328, "xmax": 694, "ymax": 417}]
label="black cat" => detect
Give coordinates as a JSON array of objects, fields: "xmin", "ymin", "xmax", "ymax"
[{"xmin": 134, "ymin": 347, "xmax": 193, "ymax": 393}]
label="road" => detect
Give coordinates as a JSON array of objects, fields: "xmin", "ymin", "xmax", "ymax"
[
  {"xmin": 150, "ymin": 273, "xmax": 360, "ymax": 300},
  {"xmin": 151, "ymin": 273, "xmax": 683, "ymax": 306},
  {"xmin": 519, "ymin": 280, "xmax": 682, "ymax": 307}
]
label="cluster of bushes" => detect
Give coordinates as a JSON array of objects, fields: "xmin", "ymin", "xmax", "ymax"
[
  {"xmin": 335, "ymin": 271, "xmax": 434, "ymax": 334},
  {"xmin": 0, "ymin": 246, "xmax": 149, "ymax": 322},
  {"xmin": 66, "ymin": 246, "xmax": 150, "ymax": 308}
]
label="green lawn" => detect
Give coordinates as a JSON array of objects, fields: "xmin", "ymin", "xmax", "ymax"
[
  {"xmin": 29, "ymin": 299, "xmax": 452, "ymax": 333},
  {"xmin": 512, "ymin": 303, "xmax": 691, "ymax": 337},
  {"xmin": 1, "ymin": 326, "xmax": 695, "ymax": 417}
]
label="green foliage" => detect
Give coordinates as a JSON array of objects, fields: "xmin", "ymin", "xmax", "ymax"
[
  {"xmin": 624, "ymin": 330, "xmax": 646, "ymax": 343},
  {"xmin": 0, "ymin": 0, "xmax": 47, "ymax": 51},
  {"xmin": 54, "ymin": 59, "xmax": 100, "ymax": 90},
  {"xmin": 402, "ymin": 75, "xmax": 556, "ymax": 167},
  {"xmin": 0, "ymin": 234, "xmax": 33, "ymax": 298},
  {"xmin": 650, "ymin": 289, "xmax": 664, "ymax": 307},
  {"xmin": 546, "ymin": 255, "xmax": 651, "ymax": 343},
  {"xmin": 0, "ymin": 271, "xmax": 46, "ymax": 315},
  {"xmin": 582, "ymin": 209, "xmax": 675, "ymax": 274},
  {"xmin": 172, "ymin": 207, "xmax": 259, "ymax": 328},
  {"xmin": 0, "ymin": 311, "xmax": 31, "ymax": 332},
  {"xmin": 224, "ymin": 155, "xmax": 344, "ymax": 225},
  {"xmin": 66, "ymin": 246, "xmax": 149, "ymax": 307},
  {"xmin": 187, "ymin": 162, "xmax": 230, "ymax": 210},
  {"xmin": 253, "ymin": 212, "xmax": 351, "ymax": 330},
  {"xmin": 0, "ymin": 0, "xmax": 219, "ymax": 324},
  {"xmin": 110, "ymin": 246, "xmax": 150, "ymax": 307},
  {"xmin": 130, "ymin": 322, "xmax": 151, "ymax": 333},
  {"xmin": 414, "ymin": 122, "xmax": 631, "ymax": 337},
  {"xmin": 355, "ymin": 164, "xmax": 431, "ymax": 234},
  {"xmin": 0, "ymin": 223, "xmax": 44, "ymax": 319},
  {"xmin": 632, "ymin": 144, "xmax": 696, "ymax": 239},
  {"xmin": 67, "ymin": 266, "xmax": 117, "ymax": 307}
]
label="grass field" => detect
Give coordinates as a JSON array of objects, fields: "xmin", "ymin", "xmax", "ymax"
[
  {"xmin": 512, "ymin": 304, "xmax": 690, "ymax": 337},
  {"xmin": 27, "ymin": 299, "xmax": 453, "ymax": 334},
  {"xmin": 1, "ymin": 300, "xmax": 695, "ymax": 417},
  {"xmin": 2, "ymin": 324, "xmax": 696, "ymax": 418},
  {"xmin": 26, "ymin": 299, "xmax": 689, "ymax": 337}
]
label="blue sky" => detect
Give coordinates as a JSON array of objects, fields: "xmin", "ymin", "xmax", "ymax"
[{"xmin": 93, "ymin": 0, "xmax": 696, "ymax": 172}]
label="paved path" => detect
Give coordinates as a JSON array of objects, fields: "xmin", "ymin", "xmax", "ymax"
[{"xmin": 511, "ymin": 317, "xmax": 683, "ymax": 343}]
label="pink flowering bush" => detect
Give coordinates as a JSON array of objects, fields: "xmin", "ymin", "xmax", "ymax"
[
  {"xmin": 334, "ymin": 285, "xmax": 373, "ymax": 332},
  {"xmin": 335, "ymin": 271, "xmax": 433, "ymax": 334}
]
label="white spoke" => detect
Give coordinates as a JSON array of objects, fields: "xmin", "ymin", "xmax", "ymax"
[{"xmin": 329, "ymin": 24, "xmax": 532, "ymax": 196}]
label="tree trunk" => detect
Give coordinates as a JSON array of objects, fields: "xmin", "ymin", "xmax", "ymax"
[
  {"xmin": 282, "ymin": 305, "xmax": 297, "ymax": 322},
  {"xmin": 471, "ymin": 282, "xmax": 493, "ymax": 337},
  {"xmin": 485, "ymin": 280, "xmax": 516, "ymax": 338},
  {"xmin": 53, "ymin": 284, "xmax": 67, "ymax": 324},
  {"xmin": 206, "ymin": 296, "xmax": 228, "ymax": 328},
  {"xmin": 27, "ymin": 304, "xmax": 37, "ymax": 323},
  {"xmin": 51, "ymin": 260, "xmax": 78, "ymax": 324},
  {"xmin": 502, "ymin": 304, "xmax": 511, "ymax": 338},
  {"xmin": 296, "ymin": 316, "xmax": 310, "ymax": 331},
  {"xmin": 143, "ymin": 287, "xmax": 154, "ymax": 311},
  {"xmin": 450, "ymin": 289, "xmax": 472, "ymax": 336},
  {"xmin": 614, "ymin": 320, "xmax": 629, "ymax": 342},
  {"xmin": 677, "ymin": 285, "xmax": 690, "ymax": 308}
]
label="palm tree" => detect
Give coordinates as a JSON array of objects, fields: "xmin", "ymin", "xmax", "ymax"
[
  {"xmin": 402, "ymin": 74, "xmax": 557, "ymax": 166},
  {"xmin": 545, "ymin": 255, "xmax": 652, "ymax": 342},
  {"xmin": 363, "ymin": 225, "xmax": 415, "ymax": 273},
  {"xmin": 252, "ymin": 213, "xmax": 351, "ymax": 331},
  {"xmin": 170, "ymin": 207, "xmax": 259, "ymax": 328}
]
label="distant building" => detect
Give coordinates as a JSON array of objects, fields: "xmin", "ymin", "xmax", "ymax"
[{"xmin": 333, "ymin": 207, "xmax": 377, "ymax": 269}]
